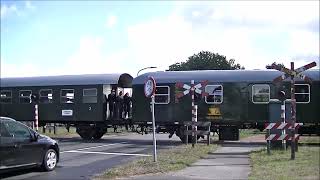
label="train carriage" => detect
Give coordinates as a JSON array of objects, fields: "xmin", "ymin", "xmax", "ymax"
[
  {"xmin": 0, "ymin": 73, "xmax": 133, "ymax": 140},
  {"xmin": 132, "ymin": 70, "xmax": 320, "ymax": 141}
]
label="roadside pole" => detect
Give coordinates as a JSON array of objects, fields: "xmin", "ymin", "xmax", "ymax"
[
  {"xmin": 144, "ymin": 76, "xmax": 157, "ymax": 162},
  {"xmin": 281, "ymin": 99, "xmax": 286, "ymax": 151},
  {"xmin": 151, "ymin": 95, "xmax": 157, "ymax": 162}
]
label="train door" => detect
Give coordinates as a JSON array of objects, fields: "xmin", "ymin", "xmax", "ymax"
[{"xmin": 79, "ymin": 87, "xmax": 100, "ymax": 121}]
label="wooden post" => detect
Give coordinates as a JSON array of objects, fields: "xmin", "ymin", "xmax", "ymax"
[
  {"xmin": 207, "ymin": 125, "xmax": 210, "ymax": 146},
  {"xmin": 290, "ymin": 62, "xmax": 296, "ymax": 160},
  {"xmin": 186, "ymin": 125, "xmax": 189, "ymax": 145},
  {"xmin": 267, "ymin": 129, "xmax": 271, "ymax": 155}
]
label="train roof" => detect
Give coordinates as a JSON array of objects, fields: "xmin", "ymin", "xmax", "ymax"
[
  {"xmin": 133, "ymin": 70, "xmax": 320, "ymax": 84},
  {"xmin": 1, "ymin": 73, "xmax": 133, "ymax": 87}
]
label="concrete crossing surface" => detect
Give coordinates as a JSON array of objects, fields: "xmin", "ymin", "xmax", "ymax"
[{"xmin": 122, "ymin": 142, "xmax": 264, "ymax": 180}]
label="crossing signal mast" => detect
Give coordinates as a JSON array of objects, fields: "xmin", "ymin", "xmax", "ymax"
[{"xmin": 266, "ymin": 61, "xmax": 317, "ymax": 160}]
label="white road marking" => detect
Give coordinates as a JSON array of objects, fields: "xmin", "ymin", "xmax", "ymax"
[
  {"xmin": 60, "ymin": 142, "xmax": 127, "ymax": 153},
  {"xmin": 63, "ymin": 150, "xmax": 151, "ymax": 157}
]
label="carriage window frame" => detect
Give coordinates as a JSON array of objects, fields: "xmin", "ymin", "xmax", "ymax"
[
  {"xmin": 39, "ymin": 89, "xmax": 53, "ymax": 104},
  {"xmin": 252, "ymin": 84, "xmax": 270, "ymax": 104},
  {"xmin": 295, "ymin": 84, "xmax": 310, "ymax": 104},
  {"xmin": 60, "ymin": 89, "xmax": 75, "ymax": 104},
  {"xmin": 19, "ymin": 90, "xmax": 32, "ymax": 104},
  {"xmin": 205, "ymin": 85, "xmax": 224, "ymax": 104},
  {"xmin": 83, "ymin": 88, "xmax": 98, "ymax": 103},
  {"xmin": 155, "ymin": 86, "xmax": 170, "ymax": 104},
  {"xmin": 0, "ymin": 90, "xmax": 12, "ymax": 104}
]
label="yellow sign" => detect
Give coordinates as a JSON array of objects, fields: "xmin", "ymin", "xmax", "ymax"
[{"xmin": 208, "ymin": 107, "xmax": 221, "ymax": 116}]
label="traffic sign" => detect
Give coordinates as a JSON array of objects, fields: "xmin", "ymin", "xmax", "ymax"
[
  {"xmin": 266, "ymin": 61, "xmax": 317, "ymax": 160},
  {"xmin": 144, "ymin": 76, "xmax": 156, "ymax": 98},
  {"xmin": 175, "ymin": 80, "xmax": 209, "ymax": 99},
  {"xmin": 267, "ymin": 61, "xmax": 316, "ymax": 83}
]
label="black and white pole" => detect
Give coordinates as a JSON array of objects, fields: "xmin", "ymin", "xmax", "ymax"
[
  {"xmin": 281, "ymin": 101, "xmax": 286, "ymax": 150},
  {"xmin": 151, "ymin": 95, "xmax": 157, "ymax": 162},
  {"xmin": 35, "ymin": 104, "xmax": 39, "ymax": 131},
  {"xmin": 191, "ymin": 80, "xmax": 197, "ymax": 147}
]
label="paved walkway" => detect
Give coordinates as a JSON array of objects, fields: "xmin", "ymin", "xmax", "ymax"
[{"xmin": 120, "ymin": 136, "xmax": 265, "ymax": 180}]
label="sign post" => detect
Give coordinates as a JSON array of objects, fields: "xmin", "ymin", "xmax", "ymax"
[
  {"xmin": 267, "ymin": 61, "xmax": 316, "ymax": 160},
  {"xmin": 144, "ymin": 76, "xmax": 157, "ymax": 162}
]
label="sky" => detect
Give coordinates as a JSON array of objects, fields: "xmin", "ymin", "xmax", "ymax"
[{"xmin": 1, "ymin": 0, "xmax": 319, "ymax": 78}]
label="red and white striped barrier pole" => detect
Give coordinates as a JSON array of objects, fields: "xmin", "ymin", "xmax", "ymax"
[
  {"xmin": 264, "ymin": 122, "xmax": 303, "ymax": 130},
  {"xmin": 266, "ymin": 134, "xmax": 300, "ymax": 141},
  {"xmin": 35, "ymin": 104, "xmax": 39, "ymax": 131}
]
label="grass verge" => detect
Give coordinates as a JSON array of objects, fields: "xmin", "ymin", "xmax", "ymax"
[
  {"xmin": 95, "ymin": 143, "xmax": 217, "ymax": 180},
  {"xmin": 240, "ymin": 129, "xmax": 264, "ymax": 139},
  {"xmin": 249, "ymin": 146, "xmax": 320, "ymax": 180},
  {"xmin": 41, "ymin": 127, "xmax": 78, "ymax": 138},
  {"xmin": 299, "ymin": 136, "xmax": 320, "ymax": 145}
]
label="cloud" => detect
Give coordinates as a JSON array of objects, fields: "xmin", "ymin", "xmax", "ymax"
[
  {"xmin": 0, "ymin": 1, "xmax": 36, "ymax": 19},
  {"xmin": 106, "ymin": 15, "xmax": 117, "ymax": 28},
  {"xmin": 0, "ymin": 4, "xmax": 18, "ymax": 19},
  {"xmin": 25, "ymin": 1, "xmax": 36, "ymax": 10},
  {"xmin": 124, "ymin": 1, "xmax": 319, "ymax": 71}
]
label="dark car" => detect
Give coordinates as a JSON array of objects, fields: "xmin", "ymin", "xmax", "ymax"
[{"xmin": 0, "ymin": 117, "xmax": 59, "ymax": 174}]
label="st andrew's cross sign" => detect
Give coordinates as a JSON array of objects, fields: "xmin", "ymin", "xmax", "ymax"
[{"xmin": 267, "ymin": 61, "xmax": 317, "ymax": 160}]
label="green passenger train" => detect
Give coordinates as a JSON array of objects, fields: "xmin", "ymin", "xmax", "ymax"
[
  {"xmin": 132, "ymin": 70, "xmax": 320, "ymax": 141},
  {"xmin": 0, "ymin": 69, "xmax": 319, "ymax": 141}
]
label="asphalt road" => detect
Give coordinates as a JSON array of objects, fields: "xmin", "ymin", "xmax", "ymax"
[{"xmin": 1, "ymin": 133, "xmax": 182, "ymax": 180}]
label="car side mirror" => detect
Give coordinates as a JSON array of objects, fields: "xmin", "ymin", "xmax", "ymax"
[{"xmin": 32, "ymin": 132, "xmax": 39, "ymax": 142}]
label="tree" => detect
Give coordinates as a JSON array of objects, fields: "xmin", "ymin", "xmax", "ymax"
[
  {"xmin": 167, "ymin": 51, "xmax": 244, "ymax": 71},
  {"xmin": 266, "ymin": 62, "xmax": 285, "ymax": 69}
]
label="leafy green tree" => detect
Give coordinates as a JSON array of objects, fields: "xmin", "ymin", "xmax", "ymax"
[
  {"xmin": 167, "ymin": 51, "xmax": 244, "ymax": 71},
  {"xmin": 266, "ymin": 62, "xmax": 286, "ymax": 69}
]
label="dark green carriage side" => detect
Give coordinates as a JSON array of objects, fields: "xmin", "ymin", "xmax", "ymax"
[
  {"xmin": 0, "ymin": 85, "xmax": 105, "ymax": 124},
  {"xmin": 132, "ymin": 70, "xmax": 320, "ymax": 137},
  {"xmin": 0, "ymin": 73, "xmax": 133, "ymax": 140}
]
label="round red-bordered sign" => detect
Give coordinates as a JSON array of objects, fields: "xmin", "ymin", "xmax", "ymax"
[{"xmin": 144, "ymin": 76, "xmax": 156, "ymax": 98}]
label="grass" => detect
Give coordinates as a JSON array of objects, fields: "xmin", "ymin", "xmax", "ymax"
[
  {"xmin": 40, "ymin": 126, "xmax": 78, "ymax": 138},
  {"xmin": 95, "ymin": 143, "xmax": 217, "ymax": 180},
  {"xmin": 239, "ymin": 129, "xmax": 264, "ymax": 139},
  {"xmin": 38, "ymin": 125, "xmax": 134, "ymax": 138},
  {"xmin": 249, "ymin": 146, "xmax": 320, "ymax": 180},
  {"xmin": 299, "ymin": 136, "xmax": 320, "ymax": 144}
]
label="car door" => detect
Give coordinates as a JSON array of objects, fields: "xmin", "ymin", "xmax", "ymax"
[
  {"xmin": 0, "ymin": 121, "xmax": 17, "ymax": 168},
  {"xmin": 4, "ymin": 121, "xmax": 42, "ymax": 166}
]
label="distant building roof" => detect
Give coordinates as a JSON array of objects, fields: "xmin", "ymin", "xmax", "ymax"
[
  {"xmin": 1, "ymin": 73, "xmax": 133, "ymax": 87},
  {"xmin": 133, "ymin": 70, "xmax": 320, "ymax": 84}
]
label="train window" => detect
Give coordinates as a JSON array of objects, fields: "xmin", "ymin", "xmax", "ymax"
[
  {"xmin": 61, "ymin": 89, "xmax": 74, "ymax": 103},
  {"xmin": 252, "ymin": 84, "xmax": 270, "ymax": 104},
  {"xmin": 295, "ymin": 84, "xmax": 310, "ymax": 103},
  {"xmin": 39, "ymin": 89, "xmax": 53, "ymax": 103},
  {"xmin": 19, "ymin": 90, "xmax": 32, "ymax": 104},
  {"xmin": 83, "ymin": 88, "xmax": 97, "ymax": 103},
  {"xmin": 155, "ymin": 86, "xmax": 170, "ymax": 104},
  {"xmin": 205, "ymin": 85, "xmax": 223, "ymax": 104},
  {"xmin": 0, "ymin": 90, "xmax": 12, "ymax": 104}
]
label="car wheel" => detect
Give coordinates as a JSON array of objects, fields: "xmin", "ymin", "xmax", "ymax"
[{"xmin": 42, "ymin": 149, "xmax": 58, "ymax": 171}]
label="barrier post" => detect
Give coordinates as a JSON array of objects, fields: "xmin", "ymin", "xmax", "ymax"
[
  {"xmin": 191, "ymin": 80, "xmax": 195, "ymax": 148},
  {"xmin": 281, "ymin": 101, "xmax": 286, "ymax": 150},
  {"xmin": 267, "ymin": 128, "xmax": 271, "ymax": 155},
  {"xmin": 290, "ymin": 62, "xmax": 296, "ymax": 160},
  {"xmin": 34, "ymin": 104, "xmax": 38, "ymax": 131}
]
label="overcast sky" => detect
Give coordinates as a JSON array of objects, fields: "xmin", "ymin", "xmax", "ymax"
[{"xmin": 1, "ymin": 1, "xmax": 319, "ymax": 77}]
